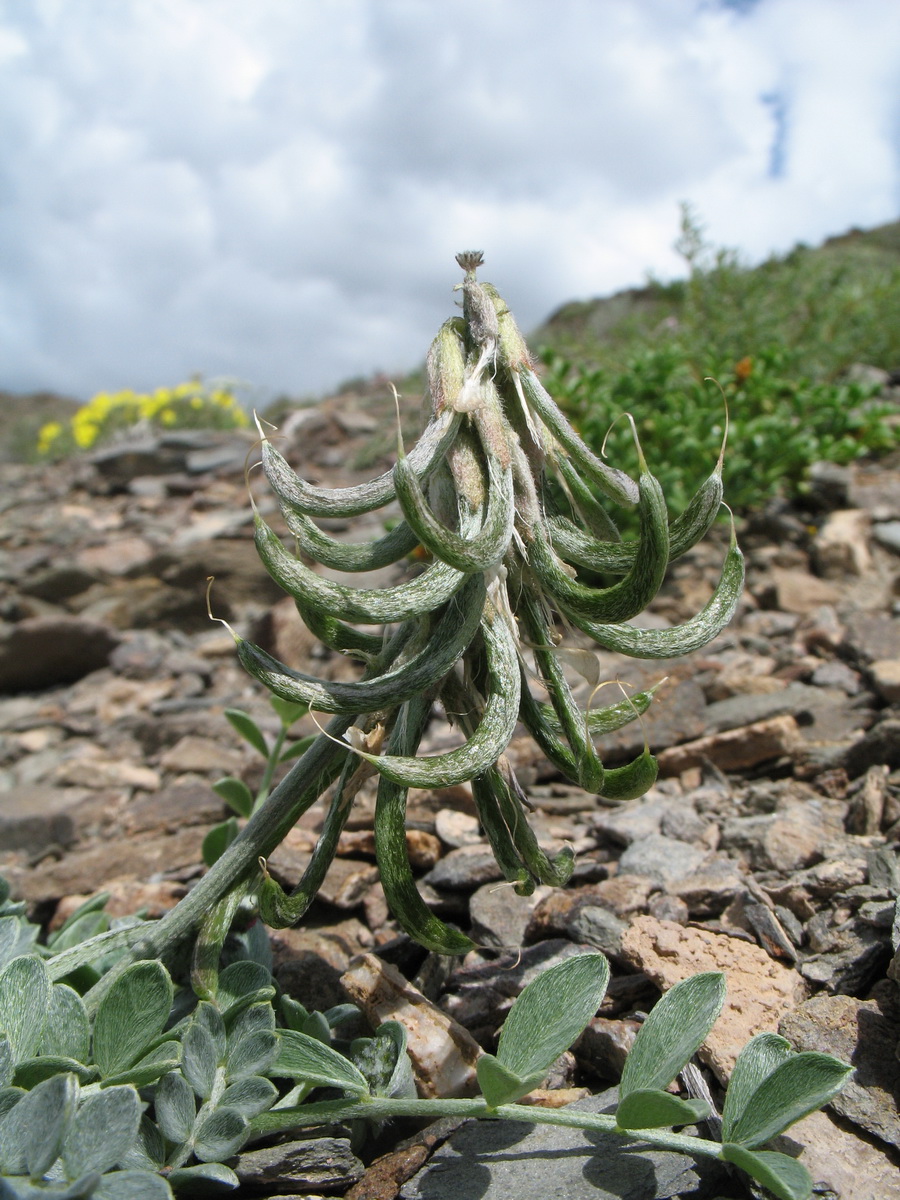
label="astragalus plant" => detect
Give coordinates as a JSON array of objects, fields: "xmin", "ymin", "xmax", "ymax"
[{"xmin": 225, "ymin": 249, "xmax": 744, "ymax": 953}]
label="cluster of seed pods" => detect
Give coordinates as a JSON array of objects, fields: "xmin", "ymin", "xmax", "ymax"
[{"xmin": 239, "ymin": 252, "xmax": 744, "ymax": 953}]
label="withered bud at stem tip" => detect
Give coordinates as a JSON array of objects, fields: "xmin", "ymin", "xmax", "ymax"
[{"xmin": 455, "ymin": 250, "xmax": 484, "ymax": 276}]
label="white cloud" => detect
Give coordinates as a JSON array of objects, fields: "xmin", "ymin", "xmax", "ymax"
[{"xmin": 0, "ymin": 0, "xmax": 897, "ymax": 401}]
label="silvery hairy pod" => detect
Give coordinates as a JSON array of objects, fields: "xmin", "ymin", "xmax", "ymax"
[{"xmin": 236, "ymin": 254, "xmax": 743, "ymax": 952}]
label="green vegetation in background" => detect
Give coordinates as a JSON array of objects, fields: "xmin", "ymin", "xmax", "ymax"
[{"xmin": 537, "ymin": 207, "xmax": 899, "ymax": 519}]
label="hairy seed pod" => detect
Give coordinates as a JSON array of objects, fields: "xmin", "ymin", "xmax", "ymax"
[{"xmin": 233, "ymin": 252, "xmax": 743, "ymax": 953}]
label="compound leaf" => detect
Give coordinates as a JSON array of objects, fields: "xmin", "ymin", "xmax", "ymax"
[
  {"xmin": 154, "ymin": 1070, "xmax": 196, "ymax": 1145},
  {"xmin": 272, "ymin": 1029, "xmax": 370, "ymax": 1096},
  {"xmin": 92, "ymin": 962, "xmax": 173, "ymax": 1079},
  {"xmin": 495, "ymin": 953, "xmax": 610, "ymax": 1084},
  {"xmin": 620, "ymin": 972, "xmax": 725, "ymax": 1097},
  {"xmin": 62, "ymin": 1085, "xmax": 141, "ymax": 1179},
  {"xmin": 721, "ymin": 1032, "xmax": 794, "ymax": 1143},
  {"xmin": 722, "ymin": 1143, "xmax": 813, "ymax": 1200},
  {"xmin": 725, "ymin": 1052, "xmax": 853, "ymax": 1148},
  {"xmin": 615, "ymin": 1087, "xmax": 709, "ymax": 1130},
  {"xmin": 224, "ymin": 710, "xmax": 268, "ymax": 758},
  {"xmin": 193, "ymin": 1106, "xmax": 248, "ymax": 1162},
  {"xmin": 0, "ymin": 955, "xmax": 50, "ymax": 1061}
]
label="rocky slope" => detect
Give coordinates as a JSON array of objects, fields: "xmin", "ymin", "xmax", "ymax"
[{"xmin": 1, "ymin": 399, "xmax": 899, "ymax": 1198}]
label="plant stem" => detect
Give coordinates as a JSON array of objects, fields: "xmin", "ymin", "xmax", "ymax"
[
  {"xmin": 81, "ymin": 723, "xmax": 351, "ymax": 1013},
  {"xmin": 250, "ymin": 1096, "xmax": 724, "ymax": 1162}
]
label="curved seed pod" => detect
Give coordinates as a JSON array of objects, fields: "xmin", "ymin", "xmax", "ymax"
[
  {"xmin": 235, "ymin": 574, "xmax": 486, "ymax": 715},
  {"xmin": 284, "ymin": 508, "xmax": 420, "ymax": 572},
  {"xmin": 374, "ymin": 695, "xmax": 474, "ymax": 954},
  {"xmin": 548, "ymin": 467, "xmax": 724, "ymax": 574},
  {"xmin": 427, "ymin": 317, "xmax": 467, "ymax": 414},
  {"xmin": 350, "ymin": 605, "xmax": 521, "ymax": 788},
  {"xmin": 259, "ymin": 748, "xmax": 375, "ymax": 927},
  {"xmin": 439, "ymin": 671, "xmax": 534, "ymax": 894},
  {"xmin": 395, "ymin": 450, "xmax": 515, "ymax": 572},
  {"xmin": 598, "ymin": 745, "xmax": 659, "ymax": 802},
  {"xmin": 551, "ymin": 449, "xmax": 622, "ymax": 544},
  {"xmin": 261, "ymin": 407, "xmax": 462, "ymax": 518},
  {"xmin": 519, "ymin": 367, "xmax": 639, "ymax": 507},
  {"xmin": 516, "ymin": 583, "xmax": 604, "ymax": 792},
  {"xmin": 531, "ymin": 468, "xmax": 669, "ymax": 625},
  {"xmin": 254, "ymin": 510, "xmax": 470, "ymax": 624},
  {"xmin": 540, "ymin": 681, "xmax": 661, "ymax": 736},
  {"xmin": 567, "ymin": 528, "xmax": 745, "ymax": 659},
  {"xmin": 470, "ymin": 767, "xmax": 536, "ymax": 895},
  {"xmin": 486, "ymin": 761, "xmax": 575, "ymax": 887},
  {"xmin": 293, "ymin": 595, "xmax": 387, "ymax": 659}
]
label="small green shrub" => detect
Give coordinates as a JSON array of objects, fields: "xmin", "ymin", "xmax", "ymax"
[{"xmin": 543, "ymin": 344, "xmax": 895, "ymax": 521}]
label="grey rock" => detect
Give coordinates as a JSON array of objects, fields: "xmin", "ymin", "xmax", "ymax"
[
  {"xmin": 0, "ymin": 616, "xmax": 119, "ymax": 692},
  {"xmin": 423, "ymin": 845, "xmax": 504, "ymax": 891},
  {"xmin": 873, "ymin": 519, "xmax": 900, "ymax": 553},
  {"xmin": 234, "ymin": 1132, "xmax": 364, "ymax": 1192},
  {"xmin": 668, "ymin": 859, "xmax": 746, "ymax": 917},
  {"xmin": 780, "ymin": 990, "xmax": 900, "ymax": 1150},
  {"xmin": 399, "ymin": 1089, "xmax": 728, "ymax": 1200},
  {"xmin": 0, "ymin": 784, "xmax": 90, "ymax": 854},
  {"xmin": 617, "ymin": 834, "xmax": 707, "ymax": 886},
  {"xmin": 842, "ymin": 612, "xmax": 900, "ymax": 664},
  {"xmin": 703, "ymin": 683, "xmax": 842, "ymax": 734},
  {"xmin": 800, "ymin": 921, "xmax": 890, "ymax": 994},
  {"xmin": 567, "ymin": 905, "xmax": 628, "ymax": 958},
  {"xmin": 810, "ymin": 659, "xmax": 862, "ymax": 693},
  {"xmin": 842, "ymin": 718, "xmax": 900, "ymax": 777},
  {"xmin": 469, "ymin": 881, "xmax": 552, "ymax": 949}
]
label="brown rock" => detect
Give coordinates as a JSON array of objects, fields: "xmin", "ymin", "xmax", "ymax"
[
  {"xmin": 870, "ymin": 658, "xmax": 900, "ymax": 704},
  {"xmin": 771, "ymin": 567, "xmax": 841, "ymax": 614},
  {"xmin": 7, "ymin": 827, "xmax": 210, "ymax": 902},
  {"xmin": 76, "ymin": 536, "xmax": 155, "ymax": 576},
  {"xmin": 621, "ymin": 915, "xmax": 807, "ymax": 1081},
  {"xmin": 657, "ymin": 714, "xmax": 803, "ymax": 775},
  {"xmin": 158, "ymin": 735, "xmax": 246, "ymax": 775},
  {"xmin": 813, "ymin": 509, "xmax": 874, "ymax": 576},
  {"xmin": 0, "ymin": 616, "xmax": 119, "ymax": 692},
  {"xmin": 784, "ymin": 1110, "xmax": 900, "ymax": 1199},
  {"xmin": 341, "ymin": 954, "xmax": 483, "ymax": 1097}
]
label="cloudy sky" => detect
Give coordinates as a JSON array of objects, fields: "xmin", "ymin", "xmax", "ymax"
[{"xmin": 1, "ymin": 0, "xmax": 898, "ymax": 405}]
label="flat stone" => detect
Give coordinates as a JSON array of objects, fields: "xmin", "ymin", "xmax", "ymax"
[
  {"xmin": 770, "ymin": 567, "xmax": 841, "ymax": 614},
  {"xmin": 668, "ymin": 858, "xmax": 746, "ymax": 917},
  {"xmin": 657, "ymin": 715, "xmax": 803, "ymax": 775},
  {"xmin": 617, "ymin": 834, "xmax": 708, "ymax": 886},
  {"xmin": 235, "ymin": 1133, "xmax": 364, "ymax": 1193},
  {"xmin": 423, "ymin": 845, "xmax": 504, "ymax": 891},
  {"xmin": 813, "ymin": 508, "xmax": 874, "ymax": 576},
  {"xmin": 873, "ymin": 519, "xmax": 900, "ymax": 553},
  {"xmin": 158, "ymin": 734, "xmax": 246, "ymax": 774},
  {"xmin": 76, "ymin": 536, "xmax": 156, "ymax": 576},
  {"xmin": 870, "ymin": 658, "xmax": 900, "ymax": 703},
  {"xmin": 843, "ymin": 611, "xmax": 900, "ymax": 663},
  {"xmin": 0, "ymin": 616, "xmax": 119, "ymax": 692},
  {"xmin": 782, "ymin": 1109, "xmax": 900, "ymax": 1199},
  {"xmin": 780, "ymin": 990, "xmax": 900, "ymax": 1149},
  {"xmin": 399, "ymin": 1089, "xmax": 728, "ymax": 1200},
  {"xmin": 0, "ymin": 784, "xmax": 91, "ymax": 854},
  {"xmin": 5, "ymin": 826, "xmax": 210, "ymax": 902},
  {"xmin": 702, "ymin": 684, "xmax": 818, "ymax": 733},
  {"xmin": 469, "ymin": 882, "xmax": 553, "ymax": 949}
]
